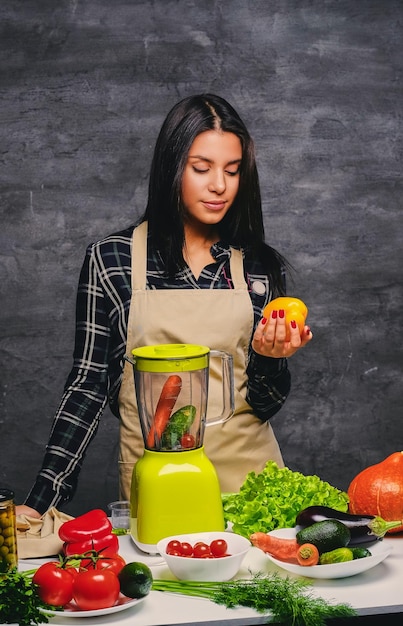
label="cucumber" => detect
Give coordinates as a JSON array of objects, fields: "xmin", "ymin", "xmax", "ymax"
[
  {"xmin": 350, "ymin": 547, "xmax": 372, "ymax": 559},
  {"xmin": 161, "ymin": 405, "xmax": 196, "ymax": 447},
  {"xmin": 319, "ymin": 547, "xmax": 354, "ymax": 564},
  {"xmin": 296, "ymin": 519, "xmax": 351, "ymax": 554}
]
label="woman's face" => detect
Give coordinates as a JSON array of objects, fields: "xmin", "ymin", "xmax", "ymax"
[{"xmin": 181, "ymin": 130, "xmax": 242, "ymax": 229}]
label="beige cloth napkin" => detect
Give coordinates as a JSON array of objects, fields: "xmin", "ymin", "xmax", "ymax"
[{"xmin": 16, "ymin": 507, "xmax": 74, "ymax": 559}]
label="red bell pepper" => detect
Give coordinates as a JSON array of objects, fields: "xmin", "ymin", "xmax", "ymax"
[
  {"xmin": 59, "ymin": 509, "xmax": 112, "ymax": 542},
  {"xmin": 63, "ymin": 533, "xmax": 119, "ymax": 557}
]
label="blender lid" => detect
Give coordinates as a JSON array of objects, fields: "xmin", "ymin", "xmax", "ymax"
[{"xmin": 130, "ymin": 343, "xmax": 210, "ymax": 373}]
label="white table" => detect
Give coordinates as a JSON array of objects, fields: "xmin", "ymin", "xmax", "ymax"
[{"xmin": 20, "ymin": 533, "xmax": 403, "ymax": 625}]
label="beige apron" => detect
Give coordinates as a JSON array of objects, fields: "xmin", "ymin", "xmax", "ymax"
[{"xmin": 118, "ymin": 221, "xmax": 284, "ymax": 498}]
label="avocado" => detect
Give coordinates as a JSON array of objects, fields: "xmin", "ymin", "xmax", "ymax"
[{"xmin": 296, "ymin": 519, "xmax": 351, "ymax": 554}]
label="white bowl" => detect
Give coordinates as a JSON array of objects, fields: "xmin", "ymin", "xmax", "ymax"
[
  {"xmin": 265, "ymin": 528, "xmax": 391, "ymax": 579},
  {"xmin": 157, "ymin": 531, "xmax": 251, "ymax": 581}
]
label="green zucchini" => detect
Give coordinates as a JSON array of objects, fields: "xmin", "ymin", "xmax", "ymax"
[
  {"xmin": 296, "ymin": 519, "xmax": 351, "ymax": 554},
  {"xmin": 319, "ymin": 547, "xmax": 354, "ymax": 564},
  {"xmin": 350, "ymin": 547, "xmax": 372, "ymax": 559}
]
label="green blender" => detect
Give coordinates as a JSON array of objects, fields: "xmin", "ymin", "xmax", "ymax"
[{"xmin": 125, "ymin": 343, "xmax": 234, "ymax": 553}]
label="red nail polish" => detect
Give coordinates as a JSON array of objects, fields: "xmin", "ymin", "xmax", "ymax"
[
  {"xmin": 271, "ymin": 310, "xmax": 278, "ymax": 319},
  {"xmin": 279, "ymin": 309, "xmax": 285, "ymax": 319},
  {"xmin": 291, "ymin": 320, "xmax": 297, "ymax": 329},
  {"xmin": 306, "ymin": 326, "xmax": 311, "ymax": 335},
  {"xmin": 262, "ymin": 317, "xmax": 267, "ymax": 325}
]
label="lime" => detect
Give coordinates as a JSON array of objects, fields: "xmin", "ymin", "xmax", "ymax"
[{"xmin": 118, "ymin": 562, "xmax": 153, "ymax": 599}]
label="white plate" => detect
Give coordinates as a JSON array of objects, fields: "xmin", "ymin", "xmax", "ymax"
[
  {"xmin": 40, "ymin": 595, "xmax": 145, "ymax": 618},
  {"xmin": 264, "ymin": 528, "xmax": 391, "ymax": 579}
]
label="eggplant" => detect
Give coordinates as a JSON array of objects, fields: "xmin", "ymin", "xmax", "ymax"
[{"xmin": 295, "ymin": 506, "xmax": 401, "ymax": 546}]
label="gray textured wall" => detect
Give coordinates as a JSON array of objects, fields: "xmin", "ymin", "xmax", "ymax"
[{"xmin": 1, "ymin": 0, "xmax": 402, "ymax": 517}]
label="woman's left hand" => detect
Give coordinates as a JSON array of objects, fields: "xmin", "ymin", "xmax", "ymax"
[
  {"xmin": 15, "ymin": 504, "xmax": 42, "ymax": 519},
  {"xmin": 252, "ymin": 309, "xmax": 313, "ymax": 358}
]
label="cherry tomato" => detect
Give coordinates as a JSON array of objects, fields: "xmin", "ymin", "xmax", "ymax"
[
  {"xmin": 200, "ymin": 553, "xmax": 215, "ymax": 558},
  {"xmin": 164, "ymin": 537, "xmax": 231, "ymax": 559},
  {"xmin": 166, "ymin": 540, "xmax": 182, "ymax": 554},
  {"xmin": 216, "ymin": 552, "xmax": 231, "ymax": 558},
  {"xmin": 210, "ymin": 538, "xmax": 228, "ymax": 557},
  {"xmin": 32, "ymin": 562, "xmax": 74, "ymax": 607},
  {"xmin": 180, "ymin": 433, "xmax": 196, "ymax": 449},
  {"xmin": 73, "ymin": 569, "xmax": 120, "ymax": 611},
  {"xmin": 193, "ymin": 542, "xmax": 212, "ymax": 558},
  {"xmin": 180, "ymin": 541, "xmax": 193, "ymax": 557}
]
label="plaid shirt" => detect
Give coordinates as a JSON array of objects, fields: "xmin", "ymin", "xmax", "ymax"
[{"xmin": 25, "ymin": 225, "xmax": 290, "ymax": 513}]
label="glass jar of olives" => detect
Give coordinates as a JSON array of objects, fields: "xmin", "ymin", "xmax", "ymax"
[{"xmin": 0, "ymin": 489, "xmax": 18, "ymax": 571}]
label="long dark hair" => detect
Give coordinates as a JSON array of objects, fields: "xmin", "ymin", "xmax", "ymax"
[{"xmin": 141, "ymin": 93, "xmax": 288, "ymax": 293}]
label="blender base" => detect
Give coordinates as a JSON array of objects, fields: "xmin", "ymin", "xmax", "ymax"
[{"xmin": 130, "ymin": 523, "xmax": 159, "ymax": 554}]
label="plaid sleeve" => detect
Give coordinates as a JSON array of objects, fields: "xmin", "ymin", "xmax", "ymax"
[
  {"xmin": 246, "ymin": 352, "xmax": 291, "ymax": 422},
  {"xmin": 24, "ymin": 243, "xmax": 111, "ymax": 514}
]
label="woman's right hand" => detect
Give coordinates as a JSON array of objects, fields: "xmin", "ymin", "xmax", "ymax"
[{"xmin": 15, "ymin": 504, "xmax": 41, "ymax": 518}]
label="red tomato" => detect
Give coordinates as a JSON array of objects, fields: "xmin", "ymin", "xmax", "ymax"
[
  {"xmin": 180, "ymin": 433, "xmax": 196, "ymax": 448},
  {"xmin": 180, "ymin": 542, "xmax": 193, "ymax": 557},
  {"xmin": 73, "ymin": 569, "xmax": 120, "ymax": 611},
  {"xmin": 32, "ymin": 562, "xmax": 74, "ymax": 607},
  {"xmin": 65, "ymin": 565, "xmax": 79, "ymax": 579},
  {"xmin": 166, "ymin": 540, "xmax": 182, "ymax": 554},
  {"xmin": 210, "ymin": 538, "xmax": 228, "ymax": 557},
  {"xmin": 193, "ymin": 542, "xmax": 212, "ymax": 558},
  {"xmin": 76, "ymin": 544, "xmax": 121, "ymax": 570},
  {"xmin": 88, "ymin": 551, "xmax": 126, "ymax": 575}
]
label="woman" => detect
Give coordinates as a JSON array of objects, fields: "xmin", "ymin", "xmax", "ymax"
[{"xmin": 17, "ymin": 94, "xmax": 312, "ymax": 518}]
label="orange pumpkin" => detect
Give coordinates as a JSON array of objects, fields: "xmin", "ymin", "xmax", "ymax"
[{"xmin": 347, "ymin": 451, "xmax": 403, "ymax": 534}]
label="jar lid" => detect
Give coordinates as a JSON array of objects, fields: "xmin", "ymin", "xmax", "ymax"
[{"xmin": 0, "ymin": 488, "xmax": 15, "ymax": 502}]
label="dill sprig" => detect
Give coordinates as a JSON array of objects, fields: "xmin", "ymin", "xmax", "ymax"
[{"xmin": 152, "ymin": 572, "xmax": 357, "ymax": 626}]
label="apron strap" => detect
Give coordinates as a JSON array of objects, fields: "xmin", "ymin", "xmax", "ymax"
[
  {"xmin": 229, "ymin": 248, "xmax": 248, "ymax": 291},
  {"xmin": 132, "ymin": 221, "xmax": 148, "ymax": 291}
]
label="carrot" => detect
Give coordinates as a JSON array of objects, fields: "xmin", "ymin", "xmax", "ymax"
[
  {"xmin": 296, "ymin": 543, "xmax": 320, "ymax": 566},
  {"xmin": 250, "ymin": 532, "xmax": 299, "ymax": 563},
  {"xmin": 146, "ymin": 375, "xmax": 182, "ymax": 448}
]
